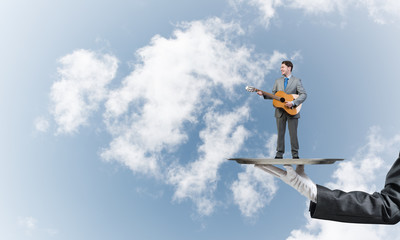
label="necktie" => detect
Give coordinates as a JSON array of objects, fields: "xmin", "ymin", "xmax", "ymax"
[{"xmin": 284, "ymin": 77, "xmax": 289, "ymax": 90}]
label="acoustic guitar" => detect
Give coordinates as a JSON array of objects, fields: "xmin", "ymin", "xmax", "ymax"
[{"xmin": 246, "ymin": 86, "xmax": 302, "ymax": 116}]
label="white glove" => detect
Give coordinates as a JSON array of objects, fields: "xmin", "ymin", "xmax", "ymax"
[{"xmin": 255, "ymin": 164, "xmax": 317, "ymax": 203}]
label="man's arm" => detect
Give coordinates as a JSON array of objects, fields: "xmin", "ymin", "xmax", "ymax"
[
  {"xmin": 293, "ymin": 78, "xmax": 307, "ymax": 106},
  {"xmin": 310, "ymin": 185, "xmax": 400, "ymax": 224},
  {"xmin": 257, "ymin": 153, "xmax": 400, "ymax": 224},
  {"xmin": 310, "ymin": 154, "xmax": 400, "ymax": 224}
]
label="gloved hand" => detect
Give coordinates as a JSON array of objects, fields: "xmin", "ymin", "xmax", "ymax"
[{"xmin": 255, "ymin": 164, "xmax": 317, "ymax": 203}]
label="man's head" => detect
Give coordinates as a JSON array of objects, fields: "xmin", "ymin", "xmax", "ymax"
[{"xmin": 281, "ymin": 60, "xmax": 293, "ymax": 77}]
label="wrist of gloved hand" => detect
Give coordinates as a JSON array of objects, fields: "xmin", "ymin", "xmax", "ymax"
[{"xmin": 255, "ymin": 164, "xmax": 317, "ymax": 203}]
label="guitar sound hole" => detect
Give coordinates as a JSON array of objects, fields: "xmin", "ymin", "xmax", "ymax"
[{"xmin": 280, "ymin": 97, "xmax": 285, "ymax": 102}]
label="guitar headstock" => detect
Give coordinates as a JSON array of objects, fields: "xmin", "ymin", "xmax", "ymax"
[{"xmin": 245, "ymin": 86, "xmax": 257, "ymax": 92}]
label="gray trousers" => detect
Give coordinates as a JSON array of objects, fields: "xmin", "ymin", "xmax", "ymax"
[{"xmin": 275, "ymin": 113, "xmax": 299, "ymax": 158}]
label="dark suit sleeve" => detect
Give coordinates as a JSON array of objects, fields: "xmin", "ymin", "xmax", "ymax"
[{"xmin": 309, "ymin": 154, "xmax": 400, "ymax": 224}]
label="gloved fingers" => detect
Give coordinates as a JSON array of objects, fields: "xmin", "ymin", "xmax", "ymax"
[
  {"xmin": 255, "ymin": 164, "xmax": 286, "ymax": 178},
  {"xmin": 283, "ymin": 164, "xmax": 295, "ymax": 172},
  {"xmin": 261, "ymin": 165, "xmax": 287, "ymax": 177},
  {"xmin": 255, "ymin": 165, "xmax": 280, "ymax": 178},
  {"xmin": 255, "ymin": 165, "xmax": 279, "ymax": 177}
]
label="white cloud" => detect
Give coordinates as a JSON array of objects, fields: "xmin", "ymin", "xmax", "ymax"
[
  {"xmin": 18, "ymin": 216, "xmax": 37, "ymax": 233},
  {"xmin": 287, "ymin": 0, "xmax": 400, "ymax": 24},
  {"xmin": 362, "ymin": 0, "xmax": 400, "ymax": 24},
  {"xmin": 287, "ymin": 0, "xmax": 345, "ymax": 14},
  {"xmin": 18, "ymin": 216, "xmax": 59, "ymax": 237},
  {"xmin": 230, "ymin": 0, "xmax": 283, "ymax": 27},
  {"xmin": 287, "ymin": 127, "xmax": 400, "ymax": 240},
  {"xmin": 235, "ymin": 0, "xmax": 400, "ymax": 27},
  {"xmin": 39, "ymin": 0, "xmax": 400, "ymax": 226},
  {"xmin": 34, "ymin": 116, "xmax": 49, "ymax": 132},
  {"xmin": 250, "ymin": 0, "xmax": 283, "ymax": 27},
  {"xmin": 327, "ymin": 126, "xmax": 386, "ymax": 192},
  {"xmin": 288, "ymin": 217, "xmax": 398, "ymax": 240},
  {"xmin": 51, "ymin": 49, "xmax": 118, "ymax": 134},
  {"xmin": 99, "ymin": 17, "xmax": 280, "ymax": 214},
  {"xmin": 168, "ymin": 106, "xmax": 250, "ymax": 216},
  {"xmin": 101, "ymin": 17, "xmax": 267, "ymax": 177},
  {"xmin": 231, "ymin": 165, "xmax": 277, "ymax": 217},
  {"xmin": 48, "ymin": 17, "xmax": 287, "ymax": 216},
  {"xmin": 231, "ymin": 134, "xmax": 278, "ymax": 217}
]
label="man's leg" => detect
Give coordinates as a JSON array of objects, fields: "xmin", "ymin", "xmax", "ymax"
[
  {"xmin": 275, "ymin": 116, "xmax": 287, "ymax": 158},
  {"xmin": 288, "ymin": 117, "xmax": 299, "ymax": 158}
]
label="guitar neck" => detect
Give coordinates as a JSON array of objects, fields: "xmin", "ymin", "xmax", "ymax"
[{"xmin": 258, "ymin": 89, "xmax": 281, "ymax": 101}]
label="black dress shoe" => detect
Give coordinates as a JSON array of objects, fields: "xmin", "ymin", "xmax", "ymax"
[
  {"xmin": 292, "ymin": 156, "xmax": 299, "ymax": 159},
  {"xmin": 274, "ymin": 156, "xmax": 283, "ymax": 159}
]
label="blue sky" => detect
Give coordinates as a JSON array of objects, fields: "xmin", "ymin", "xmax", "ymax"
[{"xmin": 2, "ymin": 0, "xmax": 400, "ymax": 239}]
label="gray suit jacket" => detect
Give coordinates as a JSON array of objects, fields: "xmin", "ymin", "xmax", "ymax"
[{"xmin": 264, "ymin": 75, "xmax": 307, "ymax": 118}]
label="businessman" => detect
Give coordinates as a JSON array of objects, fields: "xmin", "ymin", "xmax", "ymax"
[{"xmin": 258, "ymin": 61, "xmax": 307, "ymax": 159}]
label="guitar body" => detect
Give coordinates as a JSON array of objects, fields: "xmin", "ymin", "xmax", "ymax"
[{"xmin": 272, "ymin": 91, "xmax": 301, "ymax": 115}]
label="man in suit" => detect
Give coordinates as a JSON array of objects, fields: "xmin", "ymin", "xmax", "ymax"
[
  {"xmin": 257, "ymin": 61, "xmax": 307, "ymax": 159},
  {"xmin": 256, "ymin": 152, "xmax": 400, "ymax": 224}
]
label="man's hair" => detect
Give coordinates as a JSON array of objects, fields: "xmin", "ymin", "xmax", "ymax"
[{"xmin": 282, "ymin": 60, "xmax": 293, "ymax": 71}]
